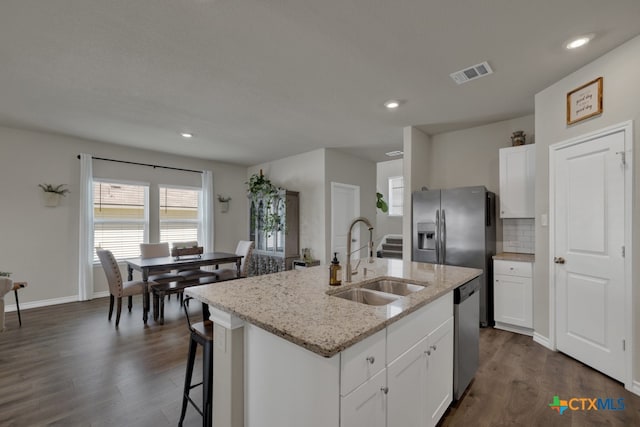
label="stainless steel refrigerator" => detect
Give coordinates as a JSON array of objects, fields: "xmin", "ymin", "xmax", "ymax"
[{"xmin": 412, "ymin": 186, "xmax": 496, "ymax": 326}]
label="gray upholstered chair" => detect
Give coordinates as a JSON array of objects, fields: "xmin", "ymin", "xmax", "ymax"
[
  {"xmin": 97, "ymin": 249, "xmax": 155, "ymax": 327},
  {"xmin": 173, "ymin": 241, "xmax": 217, "ymax": 280},
  {"xmin": 212, "ymin": 240, "xmax": 254, "ymax": 281},
  {"xmin": 0, "ymin": 277, "xmax": 13, "ymax": 332},
  {"xmin": 140, "ymin": 242, "xmax": 183, "ymax": 284}
]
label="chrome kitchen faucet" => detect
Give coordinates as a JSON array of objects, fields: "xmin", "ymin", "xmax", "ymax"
[{"xmin": 345, "ymin": 216, "xmax": 374, "ymax": 283}]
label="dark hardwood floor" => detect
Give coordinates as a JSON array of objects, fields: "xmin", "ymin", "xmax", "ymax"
[
  {"xmin": 441, "ymin": 328, "xmax": 640, "ymax": 427},
  {"xmin": 0, "ymin": 296, "xmax": 205, "ymax": 427},
  {"xmin": 1, "ymin": 298, "xmax": 639, "ymax": 426}
]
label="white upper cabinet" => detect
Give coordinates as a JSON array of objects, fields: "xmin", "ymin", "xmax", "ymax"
[{"xmin": 499, "ymin": 145, "xmax": 535, "ymax": 218}]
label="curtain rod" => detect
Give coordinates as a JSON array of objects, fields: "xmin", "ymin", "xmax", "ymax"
[{"xmin": 77, "ymin": 155, "xmax": 203, "ymax": 174}]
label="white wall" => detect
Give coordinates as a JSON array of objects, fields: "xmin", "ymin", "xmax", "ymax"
[
  {"xmin": 249, "ymin": 148, "xmax": 376, "ymax": 265},
  {"xmin": 248, "ymin": 149, "xmax": 327, "ymax": 264},
  {"xmin": 0, "ymin": 125, "xmax": 247, "ymax": 305},
  {"xmin": 376, "ymin": 159, "xmax": 403, "ymax": 238},
  {"xmin": 534, "ymin": 34, "xmax": 640, "ymax": 380},
  {"xmin": 324, "ymin": 149, "xmax": 376, "ymax": 263},
  {"xmin": 402, "ymin": 127, "xmax": 431, "ymax": 259},
  {"xmin": 428, "ymin": 116, "xmax": 534, "ymax": 192},
  {"xmin": 428, "ymin": 115, "xmax": 535, "ymax": 252}
]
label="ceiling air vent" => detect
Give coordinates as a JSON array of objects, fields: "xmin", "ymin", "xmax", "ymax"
[{"xmin": 450, "ymin": 61, "xmax": 493, "ymax": 85}]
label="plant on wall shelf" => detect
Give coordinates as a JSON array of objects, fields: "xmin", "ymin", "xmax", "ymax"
[
  {"xmin": 0, "ymin": 271, "xmax": 11, "ymax": 277},
  {"xmin": 39, "ymin": 183, "xmax": 69, "ymax": 207},
  {"xmin": 38, "ymin": 183, "xmax": 70, "ymax": 196},
  {"xmin": 376, "ymin": 192, "xmax": 388, "ymax": 213}
]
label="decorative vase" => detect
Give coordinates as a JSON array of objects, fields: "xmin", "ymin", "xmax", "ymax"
[
  {"xmin": 511, "ymin": 131, "xmax": 526, "ymax": 146},
  {"xmin": 44, "ymin": 192, "xmax": 60, "ymax": 207}
]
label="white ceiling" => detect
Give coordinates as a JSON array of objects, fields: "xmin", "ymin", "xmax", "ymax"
[{"xmin": 1, "ymin": 1, "xmax": 639, "ymax": 165}]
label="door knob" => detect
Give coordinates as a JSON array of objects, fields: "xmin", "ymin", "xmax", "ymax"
[{"xmin": 554, "ymin": 257, "xmax": 566, "ymax": 264}]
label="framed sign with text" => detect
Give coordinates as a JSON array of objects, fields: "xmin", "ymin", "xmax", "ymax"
[{"xmin": 566, "ymin": 77, "xmax": 603, "ymax": 125}]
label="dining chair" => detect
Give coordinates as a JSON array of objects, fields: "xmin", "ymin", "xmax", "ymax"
[
  {"xmin": 140, "ymin": 242, "xmax": 183, "ymax": 284},
  {"xmin": 0, "ymin": 277, "xmax": 13, "ymax": 332},
  {"xmin": 173, "ymin": 241, "xmax": 217, "ymax": 280},
  {"xmin": 212, "ymin": 240, "xmax": 254, "ymax": 281},
  {"xmin": 97, "ymin": 249, "xmax": 155, "ymax": 327}
]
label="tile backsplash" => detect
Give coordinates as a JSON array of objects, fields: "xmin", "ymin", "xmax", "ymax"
[{"xmin": 502, "ymin": 218, "xmax": 535, "ymax": 253}]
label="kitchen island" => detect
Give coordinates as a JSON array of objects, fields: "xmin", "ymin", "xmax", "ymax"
[{"xmin": 186, "ymin": 258, "xmax": 481, "ymax": 427}]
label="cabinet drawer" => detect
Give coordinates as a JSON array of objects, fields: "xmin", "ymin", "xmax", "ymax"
[
  {"xmin": 387, "ymin": 292, "xmax": 452, "ymax": 363},
  {"xmin": 494, "ymin": 260, "xmax": 532, "ymax": 277},
  {"xmin": 340, "ymin": 368, "xmax": 386, "ymax": 427},
  {"xmin": 341, "ymin": 328, "xmax": 386, "ymax": 396}
]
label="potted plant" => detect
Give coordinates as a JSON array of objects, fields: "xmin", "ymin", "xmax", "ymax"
[
  {"xmin": 217, "ymin": 195, "xmax": 232, "ymax": 213},
  {"xmin": 246, "ymin": 170, "xmax": 278, "ymax": 202},
  {"xmin": 376, "ymin": 192, "xmax": 388, "ymax": 213},
  {"xmin": 39, "ymin": 183, "xmax": 70, "ymax": 207}
]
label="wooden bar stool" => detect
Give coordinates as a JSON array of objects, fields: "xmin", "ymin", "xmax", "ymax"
[
  {"xmin": 12, "ymin": 281, "xmax": 27, "ymax": 327},
  {"xmin": 179, "ymin": 296, "xmax": 214, "ymax": 427}
]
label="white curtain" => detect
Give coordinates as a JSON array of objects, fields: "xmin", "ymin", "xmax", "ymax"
[
  {"xmin": 78, "ymin": 153, "xmax": 94, "ymax": 301},
  {"xmin": 200, "ymin": 170, "xmax": 214, "ymax": 252}
]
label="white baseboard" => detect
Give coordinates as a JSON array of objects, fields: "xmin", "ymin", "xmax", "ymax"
[
  {"xmin": 92, "ymin": 291, "xmax": 110, "ymax": 299},
  {"xmin": 630, "ymin": 381, "xmax": 640, "ymax": 397},
  {"xmin": 495, "ymin": 322, "xmax": 533, "ymax": 336},
  {"xmin": 4, "ymin": 295, "xmax": 78, "ymax": 312},
  {"xmin": 5, "ymin": 291, "xmax": 111, "ymax": 312},
  {"xmin": 533, "ymin": 332, "xmax": 554, "ymax": 350}
]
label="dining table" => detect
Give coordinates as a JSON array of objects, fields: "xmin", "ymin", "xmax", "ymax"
[{"xmin": 126, "ymin": 251, "xmax": 243, "ymax": 323}]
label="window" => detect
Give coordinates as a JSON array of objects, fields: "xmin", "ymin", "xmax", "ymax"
[
  {"xmin": 388, "ymin": 176, "xmax": 404, "ymax": 216},
  {"xmin": 93, "ymin": 181, "xmax": 149, "ymax": 262},
  {"xmin": 159, "ymin": 186, "xmax": 201, "ymax": 247}
]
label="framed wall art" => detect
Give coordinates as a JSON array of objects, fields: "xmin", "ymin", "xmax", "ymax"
[{"xmin": 566, "ymin": 77, "xmax": 603, "ymax": 125}]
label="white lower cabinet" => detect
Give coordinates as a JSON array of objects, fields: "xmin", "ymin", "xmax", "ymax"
[
  {"xmin": 493, "ymin": 259, "xmax": 533, "ymax": 334},
  {"xmin": 425, "ymin": 317, "xmax": 454, "ymax": 425},
  {"xmin": 244, "ymin": 292, "xmax": 457, "ymax": 427},
  {"xmin": 387, "ymin": 335, "xmax": 429, "ymax": 427},
  {"xmin": 341, "ymin": 369, "xmax": 387, "ymax": 427},
  {"xmin": 344, "ymin": 293, "xmax": 454, "ymax": 427}
]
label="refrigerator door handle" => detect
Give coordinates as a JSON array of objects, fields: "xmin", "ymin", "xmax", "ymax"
[
  {"xmin": 441, "ymin": 209, "xmax": 446, "ymax": 264},
  {"xmin": 435, "ymin": 210, "xmax": 440, "ymax": 264}
]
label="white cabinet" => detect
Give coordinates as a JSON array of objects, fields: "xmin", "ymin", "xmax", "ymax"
[
  {"xmin": 493, "ymin": 260, "xmax": 533, "ymax": 335},
  {"xmin": 387, "ymin": 336, "xmax": 429, "ymax": 427},
  {"xmin": 499, "ymin": 145, "xmax": 535, "ymax": 218},
  {"xmin": 341, "ymin": 369, "xmax": 387, "ymax": 427},
  {"xmin": 245, "ymin": 291, "xmax": 456, "ymax": 427},
  {"xmin": 341, "ymin": 329, "xmax": 386, "ymax": 396},
  {"xmin": 387, "ymin": 317, "xmax": 453, "ymax": 427},
  {"xmin": 425, "ymin": 317, "xmax": 454, "ymax": 426}
]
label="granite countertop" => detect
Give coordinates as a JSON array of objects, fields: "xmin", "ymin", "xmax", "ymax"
[
  {"xmin": 185, "ymin": 258, "xmax": 481, "ymax": 358},
  {"xmin": 493, "ymin": 252, "xmax": 535, "ymax": 262}
]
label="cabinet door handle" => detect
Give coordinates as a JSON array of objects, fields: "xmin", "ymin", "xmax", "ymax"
[
  {"xmin": 380, "ymin": 386, "xmax": 389, "ymax": 394},
  {"xmin": 366, "ymin": 356, "xmax": 375, "ymax": 364},
  {"xmin": 554, "ymin": 256, "xmax": 566, "ymax": 264},
  {"xmin": 430, "ymin": 345, "xmax": 437, "ymax": 352},
  {"xmin": 425, "ymin": 350, "xmax": 431, "ymax": 356}
]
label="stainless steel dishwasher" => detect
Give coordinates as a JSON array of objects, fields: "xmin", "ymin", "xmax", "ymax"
[{"xmin": 454, "ymin": 278, "xmax": 480, "ymax": 401}]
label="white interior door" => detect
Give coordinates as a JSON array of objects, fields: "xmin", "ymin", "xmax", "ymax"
[
  {"xmin": 552, "ymin": 129, "xmax": 627, "ymax": 382},
  {"xmin": 331, "ymin": 182, "xmax": 360, "ymax": 264}
]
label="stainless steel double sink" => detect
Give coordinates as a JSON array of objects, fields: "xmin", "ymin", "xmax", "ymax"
[{"xmin": 331, "ymin": 279, "xmax": 425, "ymax": 306}]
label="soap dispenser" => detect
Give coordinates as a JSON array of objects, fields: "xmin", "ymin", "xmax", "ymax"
[{"xmin": 329, "ymin": 252, "xmax": 342, "ymax": 286}]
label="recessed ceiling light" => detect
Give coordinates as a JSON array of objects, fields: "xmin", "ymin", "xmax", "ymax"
[
  {"xmin": 566, "ymin": 34, "xmax": 593, "ymax": 50},
  {"xmin": 180, "ymin": 132, "xmax": 193, "ymax": 138},
  {"xmin": 384, "ymin": 100, "xmax": 401, "ymax": 110},
  {"xmin": 385, "ymin": 150, "xmax": 404, "ymax": 157}
]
